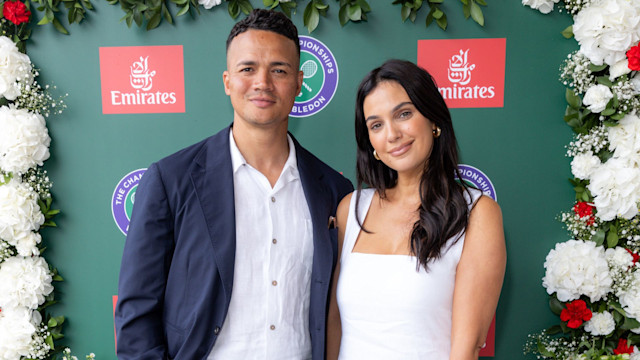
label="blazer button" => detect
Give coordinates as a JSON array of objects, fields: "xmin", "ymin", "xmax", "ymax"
[{"xmin": 214, "ymin": 326, "xmax": 221, "ymax": 335}]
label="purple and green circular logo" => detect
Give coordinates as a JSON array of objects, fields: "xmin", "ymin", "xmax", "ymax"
[
  {"xmin": 111, "ymin": 168, "xmax": 146, "ymax": 235},
  {"xmin": 457, "ymin": 164, "xmax": 497, "ymax": 201},
  {"xmin": 290, "ymin": 36, "xmax": 339, "ymax": 118}
]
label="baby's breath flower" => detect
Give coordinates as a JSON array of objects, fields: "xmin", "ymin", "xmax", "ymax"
[
  {"xmin": 560, "ymin": 51, "xmax": 596, "ymax": 94},
  {"xmin": 566, "ymin": 125, "xmax": 609, "ymax": 158}
]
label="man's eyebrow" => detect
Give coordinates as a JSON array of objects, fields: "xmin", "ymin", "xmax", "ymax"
[{"xmin": 235, "ymin": 60, "xmax": 294, "ymax": 68}]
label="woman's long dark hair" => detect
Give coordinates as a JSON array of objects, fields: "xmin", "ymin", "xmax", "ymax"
[{"xmin": 354, "ymin": 59, "xmax": 470, "ymax": 271}]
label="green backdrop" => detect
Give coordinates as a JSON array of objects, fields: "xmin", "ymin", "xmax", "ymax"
[{"xmin": 28, "ymin": 1, "xmax": 575, "ymax": 358}]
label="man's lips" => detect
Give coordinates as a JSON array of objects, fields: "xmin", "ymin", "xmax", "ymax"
[{"xmin": 249, "ymin": 96, "xmax": 276, "ymax": 107}]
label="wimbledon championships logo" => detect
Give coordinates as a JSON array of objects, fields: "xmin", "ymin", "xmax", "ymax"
[
  {"xmin": 456, "ymin": 164, "xmax": 497, "ymax": 201},
  {"xmin": 290, "ymin": 36, "xmax": 339, "ymax": 117},
  {"xmin": 111, "ymin": 168, "xmax": 146, "ymax": 235}
]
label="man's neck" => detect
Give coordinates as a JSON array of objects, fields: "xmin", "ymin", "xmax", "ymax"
[{"xmin": 232, "ymin": 120, "xmax": 290, "ymax": 187}]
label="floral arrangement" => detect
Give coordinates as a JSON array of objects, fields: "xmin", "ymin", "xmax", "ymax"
[
  {"xmin": 522, "ymin": 0, "xmax": 640, "ymax": 358},
  {"xmin": 0, "ymin": 4, "xmax": 92, "ymax": 358},
  {"xmin": 107, "ymin": 0, "xmax": 488, "ymax": 33}
]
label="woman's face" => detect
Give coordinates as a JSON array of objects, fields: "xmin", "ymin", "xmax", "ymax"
[{"xmin": 363, "ymin": 81, "xmax": 437, "ymax": 177}]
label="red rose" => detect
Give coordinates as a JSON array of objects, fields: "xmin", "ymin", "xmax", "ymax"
[
  {"xmin": 573, "ymin": 202, "xmax": 595, "ymax": 225},
  {"xmin": 626, "ymin": 248, "xmax": 640, "ymax": 265},
  {"xmin": 2, "ymin": 1, "xmax": 31, "ymax": 26},
  {"xmin": 559, "ymin": 299, "xmax": 592, "ymax": 329},
  {"xmin": 628, "ymin": 44, "xmax": 640, "ymax": 71},
  {"xmin": 614, "ymin": 339, "xmax": 635, "ymax": 355}
]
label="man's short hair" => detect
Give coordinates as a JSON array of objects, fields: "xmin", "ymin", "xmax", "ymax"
[{"xmin": 226, "ymin": 9, "xmax": 300, "ymax": 55}]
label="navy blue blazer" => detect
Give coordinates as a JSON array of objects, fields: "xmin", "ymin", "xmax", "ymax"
[{"xmin": 115, "ymin": 125, "xmax": 353, "ymax": 359}]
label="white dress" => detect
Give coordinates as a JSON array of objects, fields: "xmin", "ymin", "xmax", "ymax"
[{"xmin": 336, "ymin": 188, "xmax": 481, "ymax": 359}]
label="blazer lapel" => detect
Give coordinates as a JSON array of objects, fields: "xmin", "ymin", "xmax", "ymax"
[
  {"xmin": 294, "ymin": 137, "xmax": 333, "ymax": 284},
  {"xmin": 190, "ymin": 126, "xmax": 236, "ymax": 300}
]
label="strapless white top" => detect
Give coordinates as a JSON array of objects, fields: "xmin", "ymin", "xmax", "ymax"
[{"xmin": 336, "ymin": 188, "xmax": 481, "ymax": 359}]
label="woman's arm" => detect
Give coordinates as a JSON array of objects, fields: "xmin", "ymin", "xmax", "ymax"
[
  {"xmin": 450, "ymin": 195, "xmax": 506, "ymax": 360},
  {"xmin": 326, "ymin": 192, "xmax": 352, "ymax": 360}
]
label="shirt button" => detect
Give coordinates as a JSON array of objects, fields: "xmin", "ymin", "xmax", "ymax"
[
  {"xmin": 271, "ymin": 196, "xmax": 276, "ymax": 203},
  {"xmin": 214, "ymin": 326, "xmax": 220, "ymax": 335},
  {"xmin": 270, "ymin": 325, "xmax": 276, "ymax": 330},
  {"xmin": 272, "ymin": 238, "xmax": 277, "ymax": 244},
  {"xmin": 272, "ymin": 280, "xmax": 278, "ymax": 286}
]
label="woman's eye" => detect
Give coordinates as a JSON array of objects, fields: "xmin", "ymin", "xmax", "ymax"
[{"xmin": 399, "ymin": 111, "xmax": 412, "ymax": 118}]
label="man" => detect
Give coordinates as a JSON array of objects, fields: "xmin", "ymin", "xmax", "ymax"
[{"xmin": 114, "ymin": 9, "xmax": 352, "ymax": 360}]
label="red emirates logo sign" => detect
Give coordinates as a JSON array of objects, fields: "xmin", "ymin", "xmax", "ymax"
[
  {"xmin": 418, "ymin": 38, "xmax": 506, "ymax": 108},
  {"xmin": 99, "ymin": 46, "xmax": 185, "ymax": 114}
]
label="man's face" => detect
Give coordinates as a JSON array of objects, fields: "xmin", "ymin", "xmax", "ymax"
[{"xmin": 223, "ymin": 29, "xmax": 303, "ymax": 129}]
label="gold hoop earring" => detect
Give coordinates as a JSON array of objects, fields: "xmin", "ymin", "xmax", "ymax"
[
  {"xmin": 373, "ymin": 149, "xmax": 380, "ymax": 160},
  {"xmin": 433, "ymin": 126, "xmax": 441, "ymax": 138}
]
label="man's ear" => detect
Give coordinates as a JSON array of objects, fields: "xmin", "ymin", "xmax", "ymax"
[
  {"xmin": 223, "ymin": 70, "xmax": 231, "ymax": 96},
  {"xmin": 296, "ymin": 69, "xmax": 303, "ymax": 95}
]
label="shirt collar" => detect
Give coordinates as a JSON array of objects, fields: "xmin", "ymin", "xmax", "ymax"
[{"xmin": 229, "ymin": 129, "xmax": 299, "ymax": 180}]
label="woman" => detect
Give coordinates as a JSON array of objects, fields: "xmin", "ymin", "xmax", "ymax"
[{"xmin": 326, "ymin": 60, "xmax": 506, "ymax": 360}]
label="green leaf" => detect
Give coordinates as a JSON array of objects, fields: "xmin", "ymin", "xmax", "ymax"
[
  {"xmin": 263, "ymin": 0, "xmax": 275, "ymax": 6},
  {"xmin": 432, "ymin": 7, "xmax": 443, "ymax": 19},
  {"xmin": 45, "ymin": 334, "xmax": 54, "ymax": 349},
  {"xmin": 37, "ymin": 15, "xmax": 52, "ymax": 25},
  {"xmin": 546, "ymin": 324, "xmax": 562, "ymax": 335},
  {"xmin": 228, "ymin": 1, "xmax": 239, "ymax": 18},
  {"xmin": 475, "ymin": 0, "xmax": 486, "ymax": 5},
  {"xmin": 347, "ymin": 4, "xmax": 361, "ymax": 20},
  {"xmin": 600, "ymin": 108, "xmax": 615, "ymax": 116},
  {"xmin": 48, "ymin": 317, "xmax": 58, "ymax": 327},
  {"xmin": 561, "ymin": 25, "xmax": 573, "ymax": 39},
  {"xmin": 176, "ymin": 3, "xmax": 189, "ymax": 16},
  {"xmin": 469, "ymin": 0, "xmax": 483, "ymax": 26},
  {"xmin": 607, "ymin": 228, "xmax": 619, "ymax": 248},
  {"xmin": 303, "ymin": 3, "xmax": 319, "ymax": 33},
  {"xmin": 596, "ymin": 76, "xmax": 613, "ymax": 87},
  {"xmin": 53, "ymin": 274, "xmax": 64, "ymax": 281},
  {"xmin": 146, "ymin": 11, "xmax": 162, "ymax": 29},
  {"xmin": 462, "ymin": 1, "xmax": 470, "ymax": 18},
  {"xmin": 436, "ymin": 13, "xmax": 447, "ymax": 30},
  {"xmin": 593, "ymin": 229, "xmax": 605, "ymax": 246},
  {"xmin": 589, "ymin": 63, "xmax": 608, "ymax": 72},
  {"xmin": 238, "ymin": 0, "xmax": 253, "ymax": 14},
  {"xmin": 52, "ymin": 17, "xmax": 69, "ymax": 34},
  {"xmin": 355, "ymin": 0, "xmax": 370, "ymax": 12},
  {"xmin": 566, "ymin": 89, "xmax": 582, "ymax": 110},
  {"xmin": 622, "ymin": 317, "xmax": 640, "ymax": 330},
  {"xmin": 339, "ymin": 5, "xmax": 349, "ymax": 25},
  {"xmin": 550, "ymin": 296, "xmax": 565, "ymax": 316},
  {"xmin": 401, "ymin": 4, "xmax": 410, "ymax": 22}
]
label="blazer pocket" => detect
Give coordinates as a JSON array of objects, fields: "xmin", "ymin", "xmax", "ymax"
[{"xmin": 164, "ymin": 320, "xmax": 186, "ymax": 359}]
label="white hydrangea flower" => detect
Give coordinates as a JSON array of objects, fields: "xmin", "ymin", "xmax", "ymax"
[
  {"xmin": 0, "ymin": 306, "xmax": 39, "ymax": 359},
  {"xmin": 0, "ymin": 256, "xmax": 53, "ymax": 309},
  {"xmin": 609, "ymin": 59, "xmax": 632, "ymax": 80},
  {"xmin": 197, "ymin": 0, "xmax": 221, "ymax": 9},
  {"xmin": 606, "ymin": 246, "xmax": 634, "ymax": 268},
  {"xmin": 571, "ymin": 151, "xmax": 601, "ymax": 179},
  {"xmin": 522, "ymin": 0, "xmax": 559, "ymax": 14},
  {"xmin": 619, "ymin": 271, "xmax": 640, "ymax": 322},
  {"xmin": 0, "ymin": 36, "xmax": 32, "ymax": 101},
  {"xmin": 13, "ymin": 231, "xmax": 41, "ymax": 257},
  {"xmin": 584, "ymin": 311, "xmax": 615, "ymax": 335},
  {"xmin": 573, "ymin": 0, "xmax": 640, "ymax": 66},
  {"xmin": 583, "ymin": 84, "xmax": 614, "ymax": 113},
  {"xmin": 0, "ymin": 105, "xmax": 50, "ymax": 175},
  {"xmin": 0, "ymin": 178, "xmax": 44, "ymax": 244},
  {"xmin": 543, "ymin": 239, "xmax": 612, "ymax": 302},
  {"xmin": 631, "ymin": 73, "xmax": 640, "ymax": 95},
  {"xmin": 587, "ymin": 157, "xmax": 640, "ymax": 221},
  {"xmin": 608, "ymin": 114, "xmax": 640, "ymax": 167}
]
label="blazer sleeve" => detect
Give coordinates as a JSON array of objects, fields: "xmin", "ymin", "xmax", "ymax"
[{"xmin": 115, "ymin": 162, "xmax": 174, "ymax": 359}]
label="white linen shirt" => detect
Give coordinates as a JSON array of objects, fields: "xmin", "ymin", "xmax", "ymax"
[{"xmin": 207, "ymin": 131, "xmax": 314, "ymax": 360}]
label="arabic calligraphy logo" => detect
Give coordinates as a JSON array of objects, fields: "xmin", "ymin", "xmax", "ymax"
[
  {"xmin": 447, "ymin": 49, "xmax": 475, "ymax": 86},
  {"xmin": 129, "ymin": 56, "xmax": 156, "ymax": 91}
]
